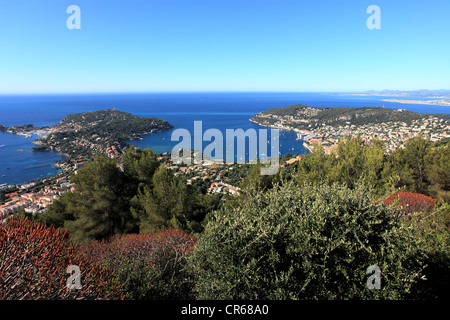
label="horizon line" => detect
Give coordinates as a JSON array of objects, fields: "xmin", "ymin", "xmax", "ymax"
[{"xmin": 1, "ymin": 89, "xmax": 450, "ymax": 96}]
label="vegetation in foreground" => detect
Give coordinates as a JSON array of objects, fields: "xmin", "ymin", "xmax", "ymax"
[{"xmin": 1, "ymin": 135, "xmax": 448, "ymax": 300}]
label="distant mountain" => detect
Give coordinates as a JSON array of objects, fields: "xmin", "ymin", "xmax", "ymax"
[{"xmin": 0, "ymin": 124, "xmax": 6, "ymax": 132}]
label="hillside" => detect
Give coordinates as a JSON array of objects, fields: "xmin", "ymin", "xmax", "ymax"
[
  {"xmin": 33, "ymin": 109, "xmax": 173, "ymax": 159},
  {"xmin": 251, "ymin": 104, "xmax": 450, "ymax": 154},
  {"xmin": 251, "ymin": 105, "xmax": 431, "ymax": 130},
  {"xmin": 58, "ymin": 109, "xmax": 173, "ymax": 141}
]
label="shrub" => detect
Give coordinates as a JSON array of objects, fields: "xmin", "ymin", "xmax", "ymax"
[
  {"xmin": 384, "ymin": 192, "xmax": 437, "ymax": 215},
  {"xmin": 0, "ymin": 217, "xmax": 124, "ymax": 300},
  {"xmin": 84, "ymin": 229, "xmax": 196, "ymax": 300},
  {"xmin": 188, "ymin": 182, "xmax": 424, "ymax": 300},
  {"xmin": 410, "ymin": 203, "xmax": 450, "ymax": 299}
]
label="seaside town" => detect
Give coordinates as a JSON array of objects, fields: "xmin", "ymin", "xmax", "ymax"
[
  {"xmin": 0, "ymin": 152, "xmax": 247, "ymax": 222},
  {"xmin": 0, "ymin": 174, "xmax": 75, "ymax": 221},
  {"xmin": 302, "ymin": 114, "xmax": 450, "ymax": 154},
  {"xmin": 252, "ymin": 106, "xmax": 450, "ymax": 154},
  {"xmin": 1, "ymin": 107, "xmax": 449, "ymax": 223}
]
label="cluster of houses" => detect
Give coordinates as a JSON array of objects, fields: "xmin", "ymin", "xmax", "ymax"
[
  {"xmin": 304, "ymin": 116, "xmax": 450, "ymax": 154},
  {"xmin": 165, "ymin": 157, "xmax": 242, "ymax": 196},
  {"xmin": 209, "ymin": 181, "xmax": 240, "ymax": 195},
  {"xmin": 0, "ymin": 176, "xmax": 73, "ymax": 223}
]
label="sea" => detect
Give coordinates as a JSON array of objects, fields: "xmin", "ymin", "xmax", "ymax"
[{"xmin": 0, "ymin": 92, "xmax": 449, "ymax": 186}]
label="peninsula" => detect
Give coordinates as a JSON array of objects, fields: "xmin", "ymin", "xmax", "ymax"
[
  {"xmin": 31, "ymin": 109, "xmax": 173, "ymax": 163},
  {"xmin": 251, "ymin": 105, "xmax": 450, "ymax": 153}
]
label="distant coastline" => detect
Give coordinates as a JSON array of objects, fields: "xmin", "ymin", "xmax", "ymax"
[{"xmin": 381, "ymin": 99, "xmax": 450, "ymax": 107}]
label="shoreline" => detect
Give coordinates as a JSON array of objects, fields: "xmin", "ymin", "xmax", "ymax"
[
  {"xmin": 249, "ymin": 117, "xmax": 315, "ymax": 154},
  {"xmin": 381, "ymin": 99, "xmax": 450, "ymax": 106}
]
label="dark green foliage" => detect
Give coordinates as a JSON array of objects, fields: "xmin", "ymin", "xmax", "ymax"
[
  {"xmin": 387, "ymin": 134, "xmax": 430, "ymax": 194},
  {"xmin": 188, "ymin": 182, "xmax": 424, "ymax": 299},
  {"xmin": 123, "ymin": 147, "xmax": 160, "ymax": 187},
  {"xmin": 297, "ymin": 136, "xmax": 387, "ymax": 194},
  {"xmin": 424, "ymin": 143, "xmax": 450, "ymax": 202},
  {"xmin": 386, "ymin": 135, "xmax": 449, "ymax": 200},
  {"xmin": 410, "ymin": 203, "xmax": 450, "ymax": 299},
  {"xmin": 131, "ymin": 164, "xmax": 188, "ymax": 233},
  {"xmin": 296, "ymin": 135, "xmax": 449, "ymax": 202},
  {"xmin": 45, "ymin": 156, "xmax": 138, "ymax": 242},
  {"xmin": 240, "ymin": 162, "xmax": 282, "ymax": 192},
  {"xmin": 130, "ymin": 164, "xmax": 218, "ymax": 234},
  {"xmin": 221, "ymin": 164, "xmax": 251, "ymax": 186},
  {"xmin": 297, "ymin": 143, "xmax": 336, "ymax": 186},
  {"xmin": 60, "ymin": 109, "xmax": 173, "ymax": 142}
]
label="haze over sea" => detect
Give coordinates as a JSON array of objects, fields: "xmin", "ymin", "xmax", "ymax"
[{"xmin": 0, "ymin": 92, "xmax": 449, "ymax": 186}]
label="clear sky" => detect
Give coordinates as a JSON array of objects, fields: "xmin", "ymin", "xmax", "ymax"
[{"xmin": 0, "ymin": 0, "xmax": 449, "ymax": 94}]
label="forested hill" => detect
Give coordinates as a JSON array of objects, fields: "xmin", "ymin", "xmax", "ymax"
[
  {"xmin": 32, "ymin": 109, "xmax": 173, "ymax": 160},
  {"xmin": 251, "ymin": 104, "xmax": 445, "ymax": 130},
  {"xmin": 59, "ymin": 109, "xmax": 173, "ymax": 140}
]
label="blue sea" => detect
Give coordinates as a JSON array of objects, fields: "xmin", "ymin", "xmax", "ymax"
[{"xmin": 0, "ymin": 92, "xmax": 449, "ymax": 186}]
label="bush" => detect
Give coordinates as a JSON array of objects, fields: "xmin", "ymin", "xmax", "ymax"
[
  {"xmin": 384, "ymin": 192, "xmax": 437, "ymax": 215},
  {"xmin": 84, "ymin": 229, "xmax": 196, "ymax": 300},
  {"xmin": 410, "ymin": 203, "xmax": 450, "ymax": 299},
  {"xmin": 188, "ymin": 182, "xmax": 424, "ymax": 299},
  {"xmin": 0, "ymin": 217, "xmax": 123, "ymax": 300}
]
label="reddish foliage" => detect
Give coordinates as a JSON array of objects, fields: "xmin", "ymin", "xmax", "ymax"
[
  {"xmin": 0, "ymin": 217, "xmax": 124, "ymax": 300},
  {"xmin": 384, "ymin": 192, "xmax": 437, "ymax": 215},
  {"xmin": 84, "ymin": 229, "xmax": 196, "ymax": 266},
  {"xmin": 83, "ymin": 229, "xmax": 197, "ymax": 299}
]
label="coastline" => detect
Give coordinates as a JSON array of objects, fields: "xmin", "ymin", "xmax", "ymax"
[
  {"xmin": 381, "ymin": 99, "xmax": 450, "ymax": 106},
  {"xmin": 250, "ymin": 117, "xmax": 315, "ymax": 154},
  {"xmin": 0, "ymin": 132, "xmax": 64, "ymax": 188}
]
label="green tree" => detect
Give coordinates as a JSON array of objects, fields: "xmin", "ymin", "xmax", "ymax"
[
  {"xmin": 387, "ymin": 134, "xmax": 430, "ymax": 194},
  {"xmin": 332, "ymin": 136, "xmax": 386, "ymax": 190},
  {"xmin": 410, "ymin": 203, "xmax": 450, "ymax": 299},
  {"xmin": 123, "ymin": 147, "xmax": 159, "ymax": 187},
  {"xmin": 297, "ymin": 142, "xmax": 335, "ymax": 186},
  {"xmin": 42, "ymin": 191, "xmax": 81, "ymax": 227},
  {"xmin": 240, "ymin": 162, "xmax": 281, "ymax": 192},
  {"xmin": 424, "ymin": 141, "xmax": 450, "ymax": 201},
  {"xmin": 131, "ymin": 164, "xmax": 188, "ymax": 233},
  {"xmin": 44, "ymin": 156, "xmax": 138, "ymax": 242},
  {"xmin": 297, "ymin": 137, "xmax": 386, "ymax": 194}
]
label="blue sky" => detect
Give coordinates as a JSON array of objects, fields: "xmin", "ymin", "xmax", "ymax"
[{"xmin": 0, "ymin": 0, "xmax": 449, "ymax": 93}]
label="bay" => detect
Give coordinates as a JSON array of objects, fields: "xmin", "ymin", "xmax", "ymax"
[{"xmin": 0, "ymin": 133, "xmax": 63, "ymax": 187}]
